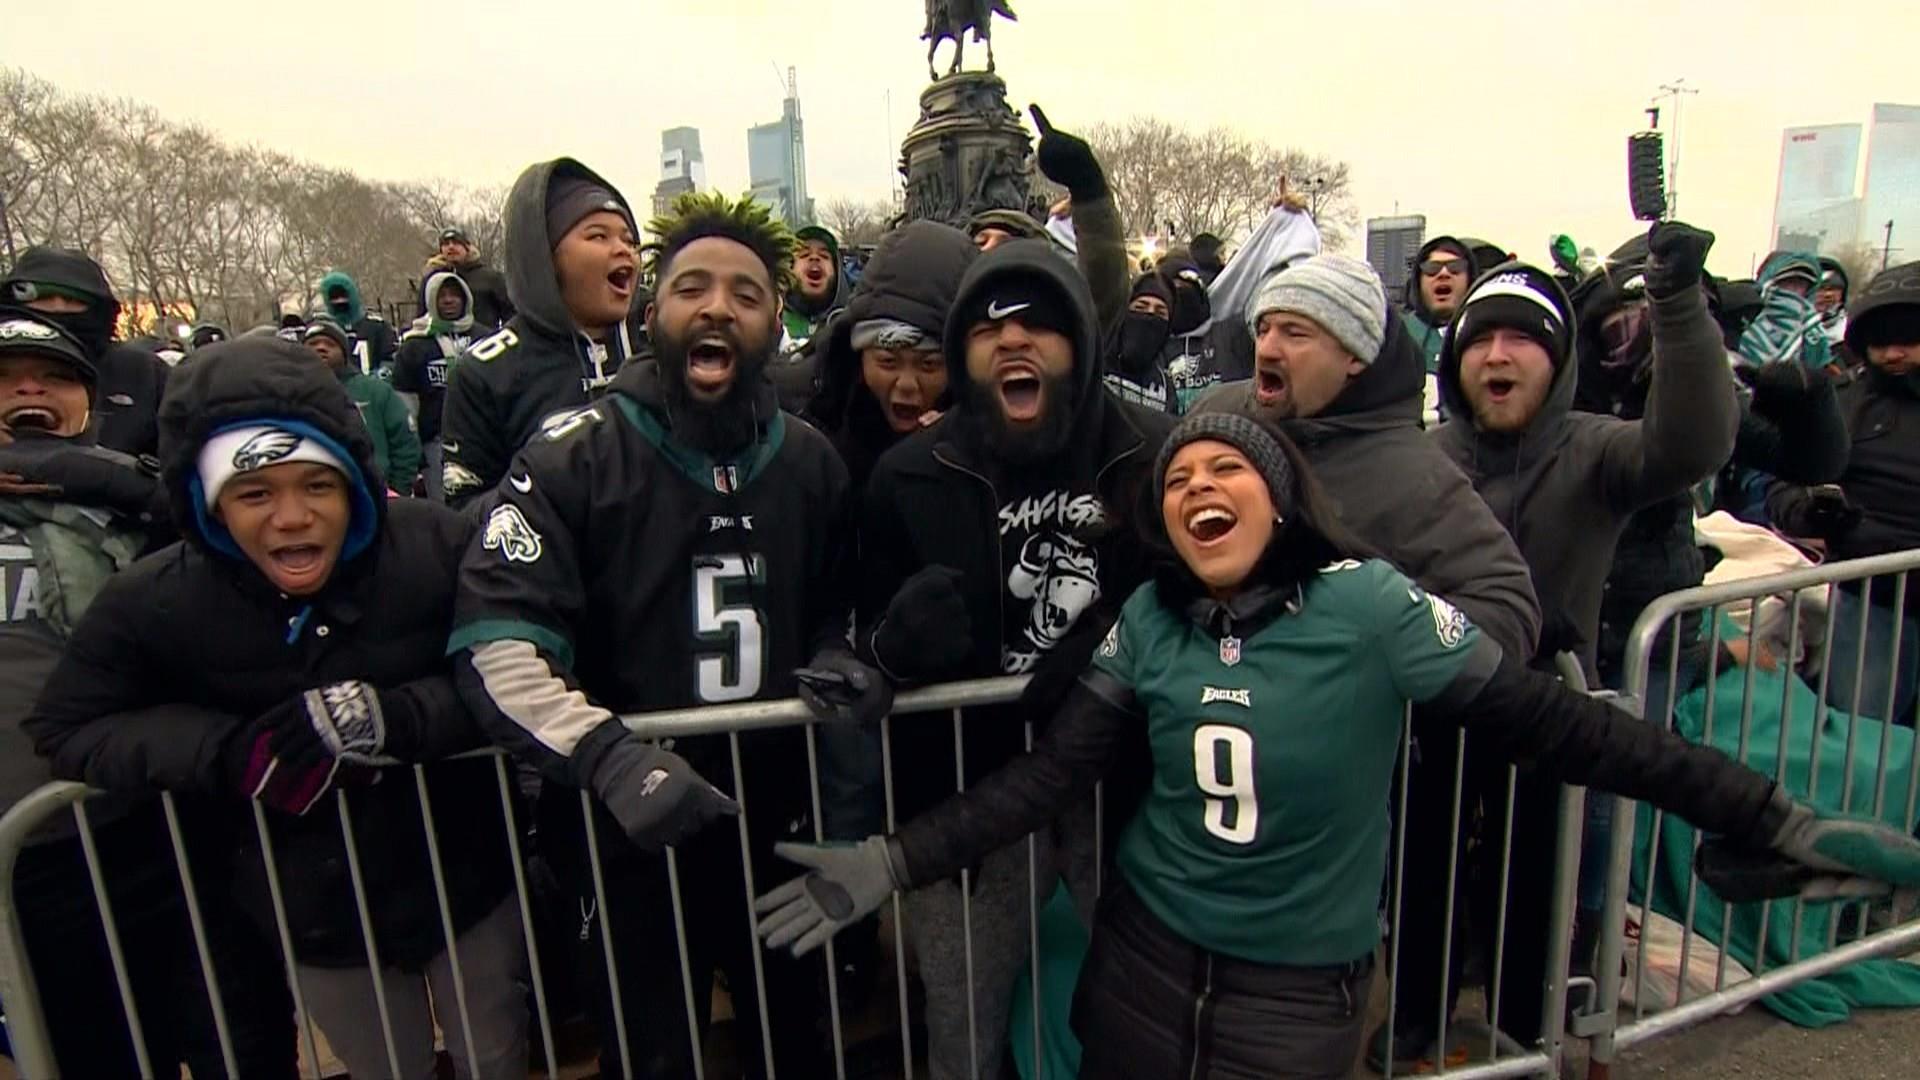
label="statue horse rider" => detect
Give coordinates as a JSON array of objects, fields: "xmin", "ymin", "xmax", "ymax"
[{"xmin": 923, "ymin": 0, "xmax": 1018, "ymax": 79}]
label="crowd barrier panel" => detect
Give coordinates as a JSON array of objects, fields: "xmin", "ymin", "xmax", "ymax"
[
  {"xmin": 1581, "ymin": 550, "xmax": 1920, "ymax": 1077},
  {"xmin": 0, "ymin": 662, "xmax": 1614, "ymax": 1080}
]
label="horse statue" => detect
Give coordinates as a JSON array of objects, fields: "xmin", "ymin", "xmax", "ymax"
[{"xmin": 922, "ymin": 0, "xmax": 1018, "ymax": 80}]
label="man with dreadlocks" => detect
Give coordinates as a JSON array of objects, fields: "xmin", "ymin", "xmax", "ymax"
[{"xmin": 451, "ymin": 192, "xmax": 868, "ymax": 1078}]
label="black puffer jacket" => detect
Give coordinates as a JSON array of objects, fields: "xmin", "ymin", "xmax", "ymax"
[{"xmin": 25, "ymin": 338, "xmax": 513, "ymax": 969}]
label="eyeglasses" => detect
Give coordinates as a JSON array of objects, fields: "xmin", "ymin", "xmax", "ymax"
[{"xmin": 1420, "ymin": 258, "xmax": 1468, "ymax": 278}]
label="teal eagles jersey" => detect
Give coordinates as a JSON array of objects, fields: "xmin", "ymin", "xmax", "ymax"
[{"xmin": 1092, "ymin": 558, "xmax": 1482, "ymax": 965}]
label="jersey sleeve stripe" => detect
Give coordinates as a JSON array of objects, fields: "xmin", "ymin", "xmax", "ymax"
[{"xmin": 449, "ymin": 618, "xmax": 574, "ymax": 670}]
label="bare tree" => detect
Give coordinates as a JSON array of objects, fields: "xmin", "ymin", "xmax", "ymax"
[
  {"xmin": 1824, "ymin": 241, "xmax": 1882, "ymax": 293},
  {"xmin": 1086, "ymin": 117, "xmax": 1357, "ymax": 249},
  {"xmin": 815, "ymin": 197, "xmax": 894, "ymax": 248}
]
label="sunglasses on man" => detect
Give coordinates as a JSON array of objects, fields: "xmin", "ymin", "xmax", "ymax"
[{"xmin": 1420, "ymin": 258, "xmax": 1469, "ymax": 278}]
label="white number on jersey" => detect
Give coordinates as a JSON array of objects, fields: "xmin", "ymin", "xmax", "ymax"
[
  {"xmin": 694, "ymin": 554, "xmax": 766, "ymax": 703},
  {"xmin": 1193, "ymin": 723, "xmax": 1258, "ymax": 844}
]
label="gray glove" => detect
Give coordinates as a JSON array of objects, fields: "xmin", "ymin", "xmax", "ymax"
[
  {"xmin": 1759, "ymin": 787, "xmax": 1920, "ymax": 897},
  {"xmin": 590, "ymin": 737, "xmax": 738, "ymax": 853},
  {"xmin": 754, "ymin": 836, "xmax": 906, "ymax": 956}
]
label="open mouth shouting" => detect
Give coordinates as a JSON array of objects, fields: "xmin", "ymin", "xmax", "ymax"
[
  {"xmin": 267, "ymin": 542, "xmax": 330, "ymax": 591},
  {"xmin": 606, "ymin": 264, "xmax": 636, "ymax": 306},
  {"xmin": 996, "ymin": 362, "xmax": 1045, "ymax": 422},
  {"xmin": 1482, "ymin": 374, "xmax": 1517, "ymax": 404},
  {"xmin": 1254, "ymin": 362, "xmax": 1287, "ymax": 408},
  {"xmin": 1, "ymin": 404, "xmax": 64, "ymax": 433},
  {"xmin": 1185, "ymin": 503, "xmax": 1239, "ymax": 547},
  {"xmin": 687, "ymin": 332, "xmax": 737, "ymax": 398},
  {"xmin": 1431, "ymin": 281, "xmax": 1455, "ymax": 308}
]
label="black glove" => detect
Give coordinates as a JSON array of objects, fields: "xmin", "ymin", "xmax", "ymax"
[
  {"xmin": 262, "ymin": 681, "xmax": 417, "ymax": 771},
  {"xmin": 870, "ymin": 565, "xmax": 973, "ymax": 681},
  {"xmin": 1644, "ymin": 221, "xmax": 1715, "ymax": 300},
  {"xmin": 1029, "ymin": 105, "xmax": 1107, "ymax": 203},
  {"xmin": 1802, "ymin": 485, "xmax": 1862, "ymax": 539},
  {"xmin": 796, "ymin": 649, "xmax": 893, "ymax": 726},
  {"xmin": 589, "ymin": 736, "xmax": 738, "ymax": 853}
]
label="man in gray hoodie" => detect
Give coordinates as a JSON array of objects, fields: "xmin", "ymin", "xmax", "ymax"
[{"xmin": 1384, "ymin": 224, "xmax": 1735, "ymax": 1067}]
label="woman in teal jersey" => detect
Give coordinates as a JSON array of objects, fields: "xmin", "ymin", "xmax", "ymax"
[{"xmin": 756, "ymin": 411, "xmax": 1920, "ymax": 1080}]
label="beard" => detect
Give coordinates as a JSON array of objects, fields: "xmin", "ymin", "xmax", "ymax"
[
  {"xmin": 651, "ymin": 318, "xmax": 778, "ymax": 456},
  {"xmin": 958, "ymin": 367, "xmax": 1079, "ymax": 466}
]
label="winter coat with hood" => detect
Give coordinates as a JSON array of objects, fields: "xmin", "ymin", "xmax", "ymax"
[
  {"xmin": 1570, "ymin": 237, "xmax": 1848, "ymax": 682},
  {"xmin": 439, "ymin": 158, "xmax": 643, "ymax": 512},
  {"xmin": 1, "ymin": 247, "xmax": 172, "ymax": 457},
  {"xmin": 1190, "ymin": 308, "xmax": 1542, "ymax": 661},
  {"xmin": 24, "ymin": 338, "xmax": 513, "ymax": 969},
  {"xmin": 393, "ymin": 271, "xmax": 479, "ymax": 443},
  {"xmin": 801, "ymin": 220, "xmax": 978, "ymax": 494},
  {"xmin": 316, "ymin": 270, "xmax": 399, "ymax": 375},
  {"xmin": 1432, "ymin": 264, "xmax": 1737, "ymax": 675},
  {"xmin": 859, "ymin": 239, "xmax": 1177, "ymax": 825},
  {"xmin": 429, "ymin": 253, "xmax": 514, "ymax": 331},
  {"xmin": 1399, "ymin": 235, "xmax": 1480, "ymax": 372}
]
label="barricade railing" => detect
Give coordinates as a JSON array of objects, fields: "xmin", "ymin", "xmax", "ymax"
[
  {"xmin": 1583, "ymin": 550, "xmax": 1920, "ymax": 1075},
  {"xmin": 0, "ymin": 664, "xmax": 1611, "ymax": 1079}
]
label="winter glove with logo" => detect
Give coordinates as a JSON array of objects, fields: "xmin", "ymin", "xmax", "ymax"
[
  {"xmin": 755, "ymin": 836, "xmax": 907, "ymax": 957},
  {"xmin": 589, "ymin": 736, "xmax": 738, "ymax": 853},
  {"xmin": 1702, "ymin": 786, "xmax": 1920, "ymax": 902},
  {"xmin": 870, "ymin": 565, "xmax": 973, "ymax": 682},
  {"xmin": 797, "ymin": 649, "xmax": 893, "ymax": 726},
  {"xmin": 1029, "ymin": 105, "xmax": 1107, "ymax": 203},
  {"xmin": 1644, "ymin": 221, "xmax": 1715, "ymax": 300},
  {"xmin": 262, "ymin": 680, "xmax": 416, "ymax": 772}
]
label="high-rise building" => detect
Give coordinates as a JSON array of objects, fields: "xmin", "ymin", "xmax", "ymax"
[
  {"xmin": 1770, "ymin": 123, "xmax": 1863, "ymax": 254},
  {"xmin": 1366, "ymin": 214, "xmax": 1426, "ymax": 302},
  {"xmin": 1861, "ymin": 104, "xmax": 1920, "ymax": 270},
  {"xmin": 748, "ymin": 68, "xmax": 812, "ymax": 227},
  {"xmin": 652, "ymin": 127, "xmax": 706, "ymax": 218}
]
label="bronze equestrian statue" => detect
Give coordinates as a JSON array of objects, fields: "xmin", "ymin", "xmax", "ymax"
[{"xmin": 923, "ymin": 0, "xmax": 1018, "ymax": 79}]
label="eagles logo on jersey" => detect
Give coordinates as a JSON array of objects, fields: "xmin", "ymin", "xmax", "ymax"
[
  {"xmin": 232, "ymin": 430, "xmax": 302, "ymax": 472},
  {"xmin": 483, "ymin": 504, "xmax": 544, "ymax": 564}
]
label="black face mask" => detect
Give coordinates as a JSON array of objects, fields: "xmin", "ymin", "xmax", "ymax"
[
  {"xmin": 652, "ymin": 318, "xmax": 778, "ymax": 456},
  {"xmin": 1114, "ymin": 311, "xmax": 1171, "ymax": 376},
  {"xmin": 40, "ymin": 305, "xmax": 115, "ymax": 359}
]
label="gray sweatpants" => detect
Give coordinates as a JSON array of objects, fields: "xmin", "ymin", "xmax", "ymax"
[
  {"xmin": 903, "ymin": 799, "xmax": 1100, "ymax": 1080},
  {"xmin": 297, "ymin": 896, "xmax": 529, "ymax": 1079}
]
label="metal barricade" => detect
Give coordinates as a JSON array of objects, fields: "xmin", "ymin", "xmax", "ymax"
[
  {"xmin": 1583, "ymin": 551, "xmax": 1920, "ymax": 1075},
  {"xmin": 0, "ymin": 666, "xmax": 1614, "ymax": 1079}
]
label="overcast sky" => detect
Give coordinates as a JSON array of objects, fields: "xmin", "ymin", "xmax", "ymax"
[{"xmin": 8, "ymin": 1, "xmax": 1916, "ymax": 276}]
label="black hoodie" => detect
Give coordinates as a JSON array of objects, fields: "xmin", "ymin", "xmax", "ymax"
[
  {"xmin": 26, "ymin": 338, "xmax": 512, "ymax": 968},
  {"xmin": 859, "ymin": 239, "xmax": 1175, "ymax": 824},
  {"xmin": 802, "ymin": 220, "xmax": 978, "ymax": 493},
  {"xmin": 438, "ymin": 158, "xmax": 642, "ymax": 510},
  {"xmin": 1, "ymin": 247, "xmax": 172, "ymax": 457}
]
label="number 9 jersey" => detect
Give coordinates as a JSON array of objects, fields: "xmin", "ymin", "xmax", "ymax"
[{"xmin": 448, "ymin": 381, "xmax": 855, "ymax": 799}]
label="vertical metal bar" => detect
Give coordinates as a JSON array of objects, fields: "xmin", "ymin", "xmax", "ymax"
[
  {"xmin": 246, "ymin": 801, "xmax": 323, "ymax": 1079},
  {"xmin": 1631, "ymin": 625, "xmax": 1689, "ymax": 1019},
  {"xmin": 802, "ymin": 721, "xmax": 849, "ymax": 1080},
  {"xmin": 879, "ymin": 714, "xmax": 915, "ymax": 1079},
  {"xmin": 1839, "ymin": 580, "xmax": 1874, "ymax": 814},
  {"xmin": 1678, "ymin": 609, "xmax": 1724, "ymax": 1000},
  {"xmin": 1793, "ymin": 589, "xmax": 1836, "ymax": 963},
  {"xmin": 664, "ymin": 847, "xmax": 707, "ymax": 1080},
  {"xmin": 1536, "ymin": 783, "xmax": 1588, "ymax": 1079},
  {"xmin": 1024, "ymin": 719, "xmax": 1044, "ymax": 1080},
  {"xmin": 411, "ymin": 766, "xmax": 481, "ymax": 1076},
  {"xmin": 580, "ymin": 789, "xmax": 635, "ymax": 1079},
  {"xmin": 1433, "ymin": 729, "xmax": 1468, "ymax": 1060},
  {"xmin": 1753, "ymin": 592, "xmax": 1803, "ymax": 975},
  {"xmin": 493, "ymin": 756, "xmax": 559, "ymax": 1079},
  {"xmin": 71, "ymin": 801, "xmax": 156, "ymax": 1080},
  {"xmin": 1485, "ymin": 764, "xmax": 1517, "ymax": 1058},
  {"xmin": 728, "ymin": 730, "xmax": 778, "ymax": 1079},
  {"xmin": 1729, "ymin": 613, "xmax": 1767, "ymax": 977},
  {"xmin": 1384, "ymin": 708, "xmax": 1413, "ymax": 1080},
  {"xmin": 336, "ymin": 791, "xmax": 406, "ymax": 1079},
  {"xmin": 159, "ymin": 791, "xmax": 239, "ymax": 1079},
  {"xmin": 1870, "ymin": 574, "xmax": 1909, "ymax": 819},
  {"xmin": 954, "ymin": 707, "xmax": 979, "ymax": 1080}
]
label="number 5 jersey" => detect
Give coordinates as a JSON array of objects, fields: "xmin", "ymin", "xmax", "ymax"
[{"xmin": 450, "ymin": 362, "xmax": 855, "ymax": 801}]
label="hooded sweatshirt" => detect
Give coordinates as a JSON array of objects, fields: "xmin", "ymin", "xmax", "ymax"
[
  {"xmin": 1, "ymin": 247, "xmax": 172, "ymax": 457},
  {"xmin": 1178, "ymin": 206, "xmax": 1323, "ymax": 389},
  {"xmin": 1400, "ymin": 235, "xmax": 1480, "ymax": 369},
  {"xmin": 438, "ymin": 158, "xmax": 642, "ymax": 511},
  {"xmin": 859, "ymin": 239, "xmax": 1176, "ymax": 824},
  {"xmin": 782, "ymin": 225, "xmax": 848, "ymax": 357},
  {"xmin": 434, "ymin": 253, "xmax": 514, "ymax": 330},
  {"xmin": 393, "ymin": 271, "xmax": 479, "ymax": 442},
  {"xmin": 1190, "ymin": 309, "xmax": 1542, "ymax": 660},
  {"xmin": 25, "ymin": 337, "xmax": 512, "ymax": 968},
  {"xmin": 316, "ymin": 270, "xmax": 399, "ymax": 375},
  {"xmin": 1432, "ymin": 263, "xmax": 1737, "ymax": 674}
]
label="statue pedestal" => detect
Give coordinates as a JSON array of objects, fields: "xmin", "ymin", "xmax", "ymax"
[{"xmin": 899, "ymin": 72, "xmax": 1042, "ymax": 229}]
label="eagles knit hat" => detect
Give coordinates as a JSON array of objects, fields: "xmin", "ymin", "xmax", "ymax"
[
  {"xmin": 1130, "ymin": 269, "xmax": 1174, "ymax": 312},
  {"xmin": 438, "ymin": 226, "xmax": 471, "ymax": 245},
  {"xmin": 545, "ymin": 174, "xmax": 634, "ymax": 247},
  {"xmin": 1451, "ymin": 263, "xmax": 1572, "ymax": 366},
  {"xmin": 1153, "ymin": 411, "xmax": 1296, "ymax": 518},
  {"xmin": 196, "ymin": 424, "xmax": 353, "ymax": 509},
  {"xmin": 1246, "ymin": 254, "xmax": 1387, "ymax": 364},
  {"xmin": 301, "ymin": 317, "xmax": 351, "ymax": 357},
  {"xmin": 954, "ymin": 269, "xmax": 1078, "ymax": 343},
  {"xmin": 0, "ymin": 309, "xmax": 98, "ymax": 386}
]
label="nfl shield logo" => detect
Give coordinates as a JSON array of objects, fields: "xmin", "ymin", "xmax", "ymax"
[
  {"xmin": 713, "ymin": 465, "xmax": 739, "ymax": 493},
  {"xmin": 1219, "ymin": 635, "xmax": 1241, "ymax": 667}
]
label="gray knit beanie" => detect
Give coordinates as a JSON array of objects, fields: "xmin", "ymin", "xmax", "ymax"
[
  {"xmin": 1153, "ymin": 412, "xmax": 1295, "ymax": 516},
  {"xmin": 1245, "ymin": 253, "xmax": 1387, "ymax": 364}
]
